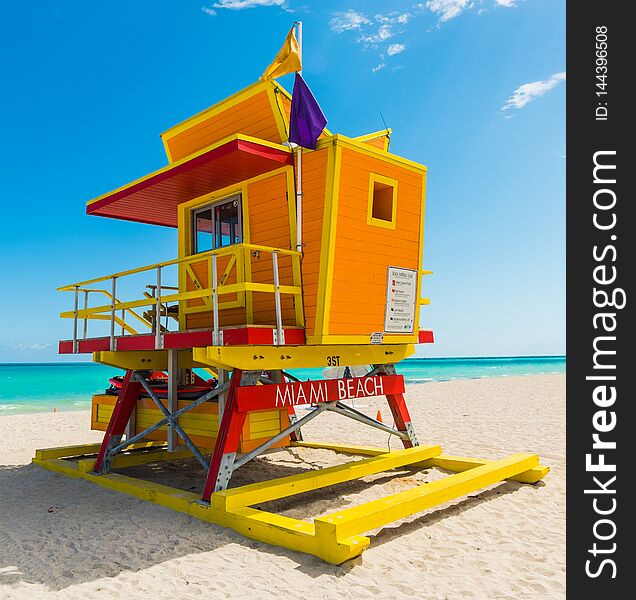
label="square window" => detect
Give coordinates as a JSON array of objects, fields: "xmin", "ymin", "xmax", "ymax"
[
  {"xmin": 367, "ymin": 174, "xmax": 398, "ymax": 229},
  {"xmin": 192, "ymin": 194, "xmax": 242, "ymax": 254}
]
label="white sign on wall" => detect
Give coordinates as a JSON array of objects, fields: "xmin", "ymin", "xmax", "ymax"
[{"xmin": 384, "ymin": 267, "xmax": 418, "ymax": 333}]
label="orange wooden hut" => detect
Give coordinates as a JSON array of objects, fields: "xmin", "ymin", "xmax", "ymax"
[{"xmin": 35, "ymin": 37, "xmax": 548, "ymax": 563}]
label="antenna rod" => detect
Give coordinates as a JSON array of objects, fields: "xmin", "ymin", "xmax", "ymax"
[{"xmin": 379, "ymin": 110, "xmax": 390, "ymax": 136}]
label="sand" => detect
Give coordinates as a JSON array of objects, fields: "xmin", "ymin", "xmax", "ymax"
[{"xmin": 0, "ymin": 374, "xmax": 565, "ymax": 599}]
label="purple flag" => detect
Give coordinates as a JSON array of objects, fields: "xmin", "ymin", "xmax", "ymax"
[{"xmin": 288, "ymin": 73, "xmax": 327, "ymax": 150}]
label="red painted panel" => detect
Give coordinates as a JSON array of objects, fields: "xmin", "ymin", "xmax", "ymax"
[
  {"xmin": 223, "ymin": 327, "xmax": 305, "ymax": 345},
  {"xmin": 59, "ymin": 327, "xmax": 306, "ymax": 355},
  {"xmin": 280, "ymin": 329, "xmax": 306, "ymax": 345},
  {"xmin": 219, "ymin": 328, "xmax": 253, "ymax": 346},
  {"xmin": 116, "ymin": 335, "xmax": 155, "ymax": 351},
  {"xmin": 163, "ymin": 330, "xmax": 215, "ymax": 349},
  {"xmin": 59, "ymin": 340, "xmax": 74, "ymax": 354},
  {"xmin": 418, "ymin": 329, "xmax": 434, "ymax": 344},
  {"xmin": 78, "ymin": 338, "xmax": 111, "ymax": 353},
  {"xmin": 236, "ymin": 375, "xmax": 405, "ymax": 412},
  {"xmin": 87, "ymin": 139, "xmax": 292, "ymax": 227}
]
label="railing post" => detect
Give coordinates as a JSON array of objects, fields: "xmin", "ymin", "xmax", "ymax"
[
  {"xmin": 291, "ymin": 252, "xmax": 304, "ymax": 328},
  {"xmin": 83, "ymin": 290, "xmax": 89, "ymax": 339},
  {"xmin": 167, "ymin": 349, "xmax": 178, "ymax": 452},
  {"xmin": 212, "ymin": 254, "xmax": 219, "ymax": 345},
  {"xmin": 110, "ymin": 277, "xmax": 117, "ymax": 351},
  {"xmin": 272, "ymin": 251, "xmax": 283, "ymax": 345},
  {"xmin": 155, "ymin": 266, "xmax": 162, "ymax": 350},
  {"xmin": 73, "ymin": 286, "xmax": 79, "ymax": 353}
]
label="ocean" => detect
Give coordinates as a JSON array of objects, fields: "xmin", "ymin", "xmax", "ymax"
[{"xmin": 0, "ymin": 356, "xmax": 565, "ymax": 415}]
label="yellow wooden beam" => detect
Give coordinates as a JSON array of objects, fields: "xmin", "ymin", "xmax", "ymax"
[
  {"xmin": 225, "ymin": 505, "xmax": 368, "ymax": 564},
  {"xmin": 314, "ymin": 453, "xmax": 539, "ymax": 543},
  {"xmin": 424, "ymin": 455, "xmax": 550, "ymax": 485},
  {"xmin": 193, "ymin": 343, "xmax": 415, "ymax": 371},
  {"xmin": 33, "ymin": 455, "xmax": 364, "ymax": 564},
  {"xmin": 32, "ymin": 443, "xmax": 549, "ymax": 565},
  {"xmin": 291, "ymin": 441, "xmax": 550, "ymax": 484},
  {"xmin": 213, "ymin": 445, "xmax": 442, "ymax": 511},
  {"xmin": 34, "ymin": 441, "xmax": 165, "ymax": 461},
  {"xmin": 76, "ymin": 447, "xmax": 199, "ymax": 473},
  {"xmin": 94, "ymin": 350, "xmax": 208, "ymax": 371}
]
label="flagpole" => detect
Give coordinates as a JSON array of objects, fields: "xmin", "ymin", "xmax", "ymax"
[{"xmin": 295, "ymin": 20, "xmax": 303, "ymax": 254}]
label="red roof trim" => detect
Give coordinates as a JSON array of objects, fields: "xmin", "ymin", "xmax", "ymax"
[{"xmin": 86, "ymin": 138, "xmax": 292, "ymax": 227}]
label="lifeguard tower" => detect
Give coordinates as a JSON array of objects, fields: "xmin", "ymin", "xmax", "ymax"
[{"xmin": 33, "ymin": 38, "xmax": 548, "ymax": 563}]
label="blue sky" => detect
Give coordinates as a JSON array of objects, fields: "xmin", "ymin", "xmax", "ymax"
[{"xmin": 0, "ymin": 0, "xmax": 565, "ymax": 362}]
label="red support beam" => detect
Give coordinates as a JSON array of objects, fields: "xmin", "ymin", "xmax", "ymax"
[
  {"xmin": 385, "ymin": 392, "xmax": 415, "ymax": 449},
  {"xmin": 93, "ymin": 370, "xmax": 142, "ymax": 472},
  {"xmin": 201, "ymin": 369, "xmax": 247, "ymax": 502}
]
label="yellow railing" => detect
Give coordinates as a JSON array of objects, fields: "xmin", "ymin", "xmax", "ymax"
[{"xmin": 59, "ymin": 244, "xmax": 304, "ymax": 352}]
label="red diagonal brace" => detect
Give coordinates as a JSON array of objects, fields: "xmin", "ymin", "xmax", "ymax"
[
  {"xmin": 93, "ymin": 370, "xmax": 142, "ymax": 473},
  {"xmin": 386, "ymin": 392, "xmax": 415, "ymax": 449},
  {"xmin": 201, "ymin": 369, "xmax": 246, "ymax": 501}
]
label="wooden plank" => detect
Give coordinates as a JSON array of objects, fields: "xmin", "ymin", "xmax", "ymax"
[
  {"xmin": 212, "ymin": 445, "xmax": 442, "ymax": 511},
  {"xmin": 291, "ymin": 441, "xmax": 550, "ymax": 484},
  {"xmin": 314, "ymin": 453, "xmax": 539, "ymax": 542},
  {"xmin": 248, "ymin": 410, "xmax": 286, "ymax": 423},
  {"xmin": 426, "ymin": 455, "xmax": 550, "ymax": 485},
  {"xmin": 34, "ymin": 441, "xmax": 165, "ymax": 460}
]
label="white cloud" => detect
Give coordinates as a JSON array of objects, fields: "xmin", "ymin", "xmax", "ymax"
[
  {"xmin": 201, "ymin": 6, "xmax": 217, "ymax": 15},
  {"xmin": 358, "ymin": 24, "xmax": 393, "ymax": 44},
  {"xmin": 387, "ymin": 43, "xmax": 406, "ymax": 56},
  {"xmin": 426, "ymin": 0, "xmax": 472, "ymax": 22},
  {"xmin": 424, "ymin": 0, "xmax": 521, "ymax": 24},
  {"xmin": 12, "ymin": 342, "xmax": 51, "ymax": 351},
  {"xmin": 375, "ymin": 12, "xmax": 411, "ymax": 24},
  {"xmin": 502, "ymin": 72, "xmax": 566, "ymax": 111},
  {"xmin": 332, "ymin": 10, "xmax": 412, "ymax": 70},
  {"xmin": 330, "ymin": 10, "xmax": 371, "ymax": 33},
  {"xmin": 211, "ymin": 0, "xmax": 285, "ymax": 9}
]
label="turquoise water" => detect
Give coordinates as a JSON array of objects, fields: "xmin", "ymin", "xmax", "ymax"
[
  {"xmin": 289, "ymin": 355, "xmax": 566, "ymax": 383},
  {"xmin": 0, "ymin": 356, "xmax": 565, "ymax": 415}
]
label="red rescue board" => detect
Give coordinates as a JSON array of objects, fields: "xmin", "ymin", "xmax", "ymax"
[{"xmin": 236, "ymin": 375, "xmax": 405, "ymax": 412}]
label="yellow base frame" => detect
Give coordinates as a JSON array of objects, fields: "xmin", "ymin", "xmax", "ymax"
[{"xmin": 32, "ymin": 442, "xmax": 549, "ymax": 564}]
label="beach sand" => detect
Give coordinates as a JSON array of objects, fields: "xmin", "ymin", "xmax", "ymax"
[{"xmin": 0, "ymin": 374, "xmax": 565, "ymax": 599}]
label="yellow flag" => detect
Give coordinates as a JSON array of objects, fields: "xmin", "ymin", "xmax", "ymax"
[{"xmin": 261, "ymin": 26, "xmax": 301, "ymax": 80}]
